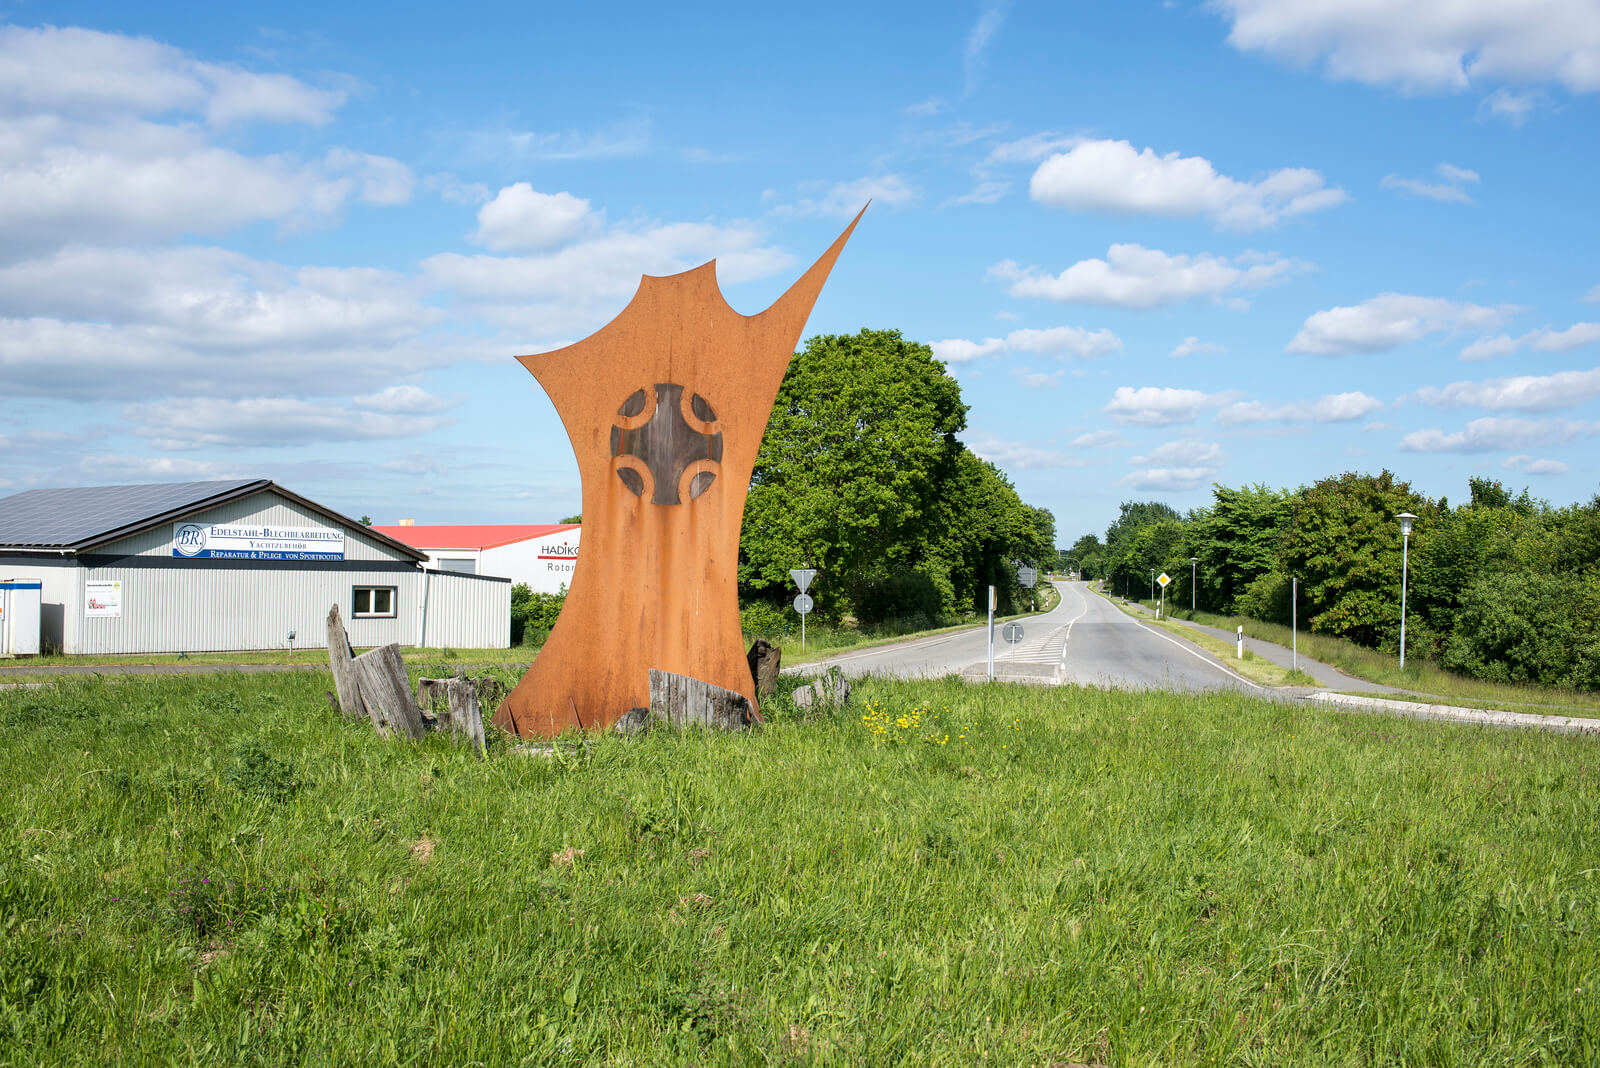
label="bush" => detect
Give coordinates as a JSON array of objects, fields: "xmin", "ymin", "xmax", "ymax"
[
  {"xmin": 510, "ymin": 583, "xmax": 566, "ymax": 646},
  {"xmin": 1234, "ymin": 570, "xmax": 1293, "ymax": 625},
  {"xmin": 739, "ymin": 600, "xmax": 789, "ymax": 639},
  {"xmin": 1441, "ymin": 572, "xmax": 1600, "ymax": 690}
]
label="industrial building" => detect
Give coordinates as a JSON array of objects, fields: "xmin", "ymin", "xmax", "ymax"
[
  {"xmin": 0, "ymin": 479, "xmax": 510, "ymax": 655},
  {"xmin": 373, "ymin": 523, "xmax": 581, "ymax": 594}
]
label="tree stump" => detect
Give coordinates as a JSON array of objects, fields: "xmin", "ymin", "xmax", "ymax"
[
  {"xmin": 648, "ymin": 669, "xmax": 756, "ymax": 731},
  {"xmin": 325, "ymin": 604, "xmax": 364, "ymax": 720},
  {"xmin": 352, "ymin": 644, "xmax": 426, "ymax": 740},
  {"xmin": 416, "ymin": 676, "xmax": 487, "ymax": 757},
  {"xmin": 746, "ymin": 639, "xmax": 781, "ymax": 696}
]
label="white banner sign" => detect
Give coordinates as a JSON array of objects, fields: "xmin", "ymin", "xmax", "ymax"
[
  {"xmin": 172, "ymin": 522, "xmax": 345, "ymax": 561},
  {"xmin": 86, "ymin": 579, "xmax": 122, "ymax": 618}
]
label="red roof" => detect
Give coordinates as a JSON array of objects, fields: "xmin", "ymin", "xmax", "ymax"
[{"xmin": 372, "ymin": 523, "xmax": 579, "ymax": 551}]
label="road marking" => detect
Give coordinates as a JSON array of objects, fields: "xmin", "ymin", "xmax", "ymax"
[{"xmin": 1128, "ymin": 617, "xmax": 1263, "ymax": 690}]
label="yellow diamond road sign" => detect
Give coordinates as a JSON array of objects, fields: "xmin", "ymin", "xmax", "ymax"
[{"xmin": 1157, "ymin": 572, "xmax": 1172, "ymax": 588}]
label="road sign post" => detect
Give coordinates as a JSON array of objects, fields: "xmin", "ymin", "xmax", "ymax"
[
  {"xmin": 1156, "ymin": 572, "xmax": 1171, "ymax": 619},
  {"xmin": 1002, "ymin": 621, "xmax": 1024, "ymax": 644},
  {"xmin": 791, "ymin": 569, "xmax": 817, "ymax": 650}
]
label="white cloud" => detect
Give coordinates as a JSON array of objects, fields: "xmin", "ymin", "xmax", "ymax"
[
  {"xmin": 1212, "ymin": 1, "xmax": 1600, "ymax": 94},
  {"xmin": 905, "ymin": 97, "xmax": 945, "ymax": 116},
  {"xmin": 1400, "ymin": 416, "xmax": 1596, "ymax": 453},
  {"xmin": 1104, "ymin": 386, "xmax": 1234, "ymax": 427},
  {"xmin": 1287, "ymin": 293, "xmax": 1517, "ymax": 355},
  {"xmin": 0, "ymin": 29, "xmax": 409, "ymax": 256},
  {"xmin": 949, "ymin": 180, "xmax": 1012, "ymax": 205},
  {"xmin": 984, "ymin": 132, "xmax": 1081, "ymax": 165},
  {"xmin": 1460, "ymin": 322, "xmax": 1600, "ymax": 360},
  {"xmin": 1504, "ymin": 454, "xmax": 1571, "ymax": 475},
  {"xmin": 931, "ymin": 324, "xmax": 1123, "ymax": 365},
  {"xmin": 1380, "ymin": 162, "xmax": 1479, "ymax": 203},
  {"xmin": 0, "ymin": 245, "xmax": 457, "ymax": 399},
  {"xmin": 1217, "ymin": 390, "xmax": 1383, "ymax": 425},
  {"xmin": 967, "ymin": 436, "xmax": 1079, "ymax": 470},
  {"xmin": 772, "ymin": 175, "xmax": 914, "ymax": 218},
  {"xmin": 1119, "ymin": 467, "xmax": 1217, "ymax": 491},
  {"xmin": 1585, "ymin": 284, "xmax": 1600, "ymax": 303},
  {"xmin": 127, "ymin": 394, "xmax": 454, "ymax": 449},
  {"xmin": 472, "ymin": 184, "xmax": 597, "ymax": 252},
  {"xmin": 353, "ymin": 385, "xmax": 456, "ymax": 414},
  {"xmin": 1479, "ymin": 88, "xmax": 1544, "ymax": 124},
  {"xmin": 0, "ymin": 24, "xmax": 345, "ymax": 125},
  {"xmin": 1072, "ymin": 430, "xmax": 1128, "ymax": 448},
  {"xmin": 1029, "ymin": 139, "xmax": 1347, "ymax": 229},
  {"xmin": 423, "ymin": 219, "xmax": 794, "ymax": 336},
  {"xmin": 1012, "ymin": 368, "xmax": 1065, "ymax": 388},
  {"xmin": 964, "ymin": 1, "xmax": 1011, "ymax": 96},
  {"xmin": 1409, "ymin": 367, "xmax": 1600, "ymax": 412},
  {"xmin": 1132, "ymin": 440, "xmax": 1223, "ymax": 466},
  {"xmin": 496, "ymin": 120, "xmax": 650, "ymax": 161},
  {"xmin": 1171, "ymin": 336, "xmax": 1227, "ymax": 358},
  {"xmin": 992, "ymin": 244, "xmax": 1302, "ymax": 309}
]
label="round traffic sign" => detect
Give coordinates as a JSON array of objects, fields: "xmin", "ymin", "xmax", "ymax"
[
  {"xmin": 1002, "ymin": 621, "xmax": 1024, "ymax": 644},
  {"xmin": 793, "ymin": 593, "xmax": 814, "ymax": 615}
]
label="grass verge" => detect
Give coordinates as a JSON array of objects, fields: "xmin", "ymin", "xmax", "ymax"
[{"xmin": 3, "ymin": 672, "xmax": 1598, "ymax": 1064}]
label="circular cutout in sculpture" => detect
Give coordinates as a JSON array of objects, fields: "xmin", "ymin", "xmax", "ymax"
[{"xmin": 608, "ymin": 383, "xmax": 723, "ymax": 504}]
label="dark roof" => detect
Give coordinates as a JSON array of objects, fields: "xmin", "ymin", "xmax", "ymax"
[{"xmin": 0, "ymin": 479, "xmax": 425, "ymax": 560}]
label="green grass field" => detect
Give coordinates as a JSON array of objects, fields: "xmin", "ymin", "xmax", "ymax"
[{"xmin": 3, "ymin": 671, "xmax": 1598, "ymax": 1065}]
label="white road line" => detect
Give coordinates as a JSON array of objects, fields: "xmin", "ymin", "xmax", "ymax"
[{"xmin": 1129, "ymin": 617, "xmax": 1263, "ymax": 690}]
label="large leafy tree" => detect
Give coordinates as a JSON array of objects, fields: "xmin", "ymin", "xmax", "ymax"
[
  {"xmin": 1188, "ymin": 483, "xmax": 1292, "ymax": 613},
  {"xmin": 739, "ymin": 329, "xmax": 966, "ymax": 617},
  {"xmin": 1280, "ymin": 470, "xmax": 1435, "ymax": 650}
]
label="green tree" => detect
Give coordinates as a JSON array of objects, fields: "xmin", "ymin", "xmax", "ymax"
[
  {"xmin": 1280, "ymin": 470, "xmax": 1434, "ymax": 650},
  {"xmin": 1187, "ymin": 483, "xmax": 1292, "ymax": 614},
  {"xmin": 740, "ymin": 329, "xmax": 967, "ymax": 618}
]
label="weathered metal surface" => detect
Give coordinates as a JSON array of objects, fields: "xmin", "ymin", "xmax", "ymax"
[{"xmin": 494, "ymin": 210, "xmax": 864, "ymax": 736}]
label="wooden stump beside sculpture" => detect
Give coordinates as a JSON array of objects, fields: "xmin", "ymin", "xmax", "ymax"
[{"xmin": 493, "ymin": 209, "xmax": 864, "ymax": 737}]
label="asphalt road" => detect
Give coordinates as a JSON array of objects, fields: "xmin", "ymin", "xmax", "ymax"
[{"xmin": 801, "ymin": 580, "xmax": 1258, "ymax": 693}]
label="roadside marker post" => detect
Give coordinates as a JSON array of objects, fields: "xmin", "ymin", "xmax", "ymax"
[
  {"xmin": 1237, "ymin": 626, "xmax": 1244, "ymax": 659},
  {"xmin": 986, "ymin": 585, "xmax": 996, "ymax": 682}
]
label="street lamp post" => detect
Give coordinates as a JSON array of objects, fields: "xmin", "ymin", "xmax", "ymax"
[
  {"xmin": 1397, "ymin": 512, "xmax": 1417, "ymax": 670},
  {"xmin": 1148, "ymin": 568, "xmax": 1155, "ymax": 605},
  {"xmin": 1189, "ymin": 556, "xmax": 1198, "ymax": 615}
]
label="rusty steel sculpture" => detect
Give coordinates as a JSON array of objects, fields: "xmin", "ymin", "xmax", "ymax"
[{"xmin": 493, "ymin": 208, "xmax": 864, "ymax": 737}]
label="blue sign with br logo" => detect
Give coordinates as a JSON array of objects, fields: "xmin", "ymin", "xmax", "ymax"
[{"xmin": 171, "ymin": 522, "xmax": 345, "ymax": 561}]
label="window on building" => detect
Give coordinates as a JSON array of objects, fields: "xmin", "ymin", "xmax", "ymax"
[
  {"xmin": 437, "ymin": 558, "xmax": 476, "ymax": 575},
  {"xmin": 352, "ymin": 586, "xmax": 397, "ymax": 618}
]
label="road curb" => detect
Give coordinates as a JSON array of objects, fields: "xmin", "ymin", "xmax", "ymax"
[{"xmin": 1307, "ymin": 691, "xmax": 1600, "ymax": 736}]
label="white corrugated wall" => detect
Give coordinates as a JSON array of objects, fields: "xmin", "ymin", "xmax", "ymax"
[{"xmin": 419, "ymin": 570, "xmax": 511, "ymax": 649}]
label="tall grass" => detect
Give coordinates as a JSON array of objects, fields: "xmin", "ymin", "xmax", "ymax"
[{"xmin": 3, "ymin": 672, "xmax": 1597, "ymax": 1064}]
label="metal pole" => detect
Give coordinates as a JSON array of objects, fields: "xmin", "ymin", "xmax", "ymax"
[
  {"xmin": 801, "ymin": 611, "xmax": 805, "ymax": 652},
  {"xmin": 1400, "ymin": 531, "xmax": 1410, "ymax": 670},
  {"xmin": 1191, "ymin": 558, "xmax": 1197, "ymax": 615},
  {"xmin": 1292, "ymin": 576, "xmax": 1297, "ymax": 672},
  {"xmin": 986, "ymin": 585, "xmax": 995, "ymax": 682}
]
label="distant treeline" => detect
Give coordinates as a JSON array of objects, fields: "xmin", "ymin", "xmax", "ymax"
[{"xmin": 1066, "ymin": 472, "xmax": 1600, "ymax": 691}]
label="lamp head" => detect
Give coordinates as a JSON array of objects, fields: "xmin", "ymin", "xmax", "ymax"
[{"xmin": 1397, "ymin": 512, "xmax": 1417, "ymax": 536}]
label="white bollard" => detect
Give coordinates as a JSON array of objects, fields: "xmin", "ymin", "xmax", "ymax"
[{"xmin": 1236, "ymin": 625, "xmax": 1244, "ymax": 659}]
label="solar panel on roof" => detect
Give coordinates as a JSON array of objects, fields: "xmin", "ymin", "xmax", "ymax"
[{"xmin": 0, "ymin": 479, "xmax": 265, "ymax": 550}]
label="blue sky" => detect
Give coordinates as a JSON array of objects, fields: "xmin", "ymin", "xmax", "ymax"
[{"xmin": 2, "ymin": 1, "xmax": 1597, "ymax": 544}]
